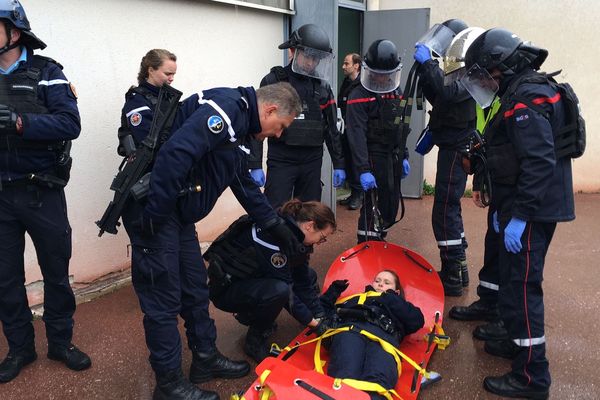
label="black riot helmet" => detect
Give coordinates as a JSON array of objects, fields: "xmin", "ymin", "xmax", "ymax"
[
  {"xmin": 442, "ymin": 19, "xmax": 469, "ymax": 35},
  {"xmin": 278, "ymin": 24, "xmax": 332, "ymax": 53},
  {"xmin": 0, "ymin": 0, "xmax": 46, "ymax": 54},
  {"xmin": 364, "ymin": 39, "xmax": 401, "ymax": 71},
  {"xmin": 361, "ymin": 39, "xmax": 402, "ymax": 93},
  {"xmin": 465, "ymin": 28, "xmax": 548, "ymax": 77}
]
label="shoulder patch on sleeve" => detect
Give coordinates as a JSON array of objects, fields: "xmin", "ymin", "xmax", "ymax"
[
  {"xmin": 207, "ymin": 115, "xmax": 224, "ymax": 134},
  {"xmin": 130, "ymin": 112, "xmax": 142, "ymax": 127},
  {"xmin": 69, "ymin": 82, "xmax": 78, "ymax": 99}
]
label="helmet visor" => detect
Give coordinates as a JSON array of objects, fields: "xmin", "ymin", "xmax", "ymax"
[
  {"xmin": 360, "ymin": 63, "xmax": 402, "ymax": 93},
  {"xmin": 291, "ymin": 47, "xmax": 333, "ymax": 82},
  {"xmin": 459, "ymin": 64, "xmax": 499, "ymax": 108},
  {"xmin": 443, "ymin": 27, "xmax": 486, "ymax": 77},
  {"xmin": 416, "ymin": 24, "xmax": 455, "ymax": 57},
  {"xmin": 443, "ymin": 67, "xmax": 466, "ymax": 86}
]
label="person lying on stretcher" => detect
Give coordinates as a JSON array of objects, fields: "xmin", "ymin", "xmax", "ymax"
[{"xmin": 319, "ymin": 270, "xmax": 425, "ymax": 400}]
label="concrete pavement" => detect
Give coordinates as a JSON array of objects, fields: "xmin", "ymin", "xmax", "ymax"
[{"xmin": 1, "ymin": 194, "xmax": 598, "ymax": 399}]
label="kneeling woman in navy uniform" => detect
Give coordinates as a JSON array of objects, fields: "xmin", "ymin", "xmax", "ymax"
[
  {"xmin": 204, "ymin": 199, "xmax": 336, "ymax": 363},
  {"xmin": 322, "ymin": 270, "xmax": 425, "ymax": 400}
]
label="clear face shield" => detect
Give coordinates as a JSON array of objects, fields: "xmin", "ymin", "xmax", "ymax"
[
  {"xmin": 443, "ymin": 27, "xmax": 486, "ymax": 86},
  {"xmin": 360, "ymin": 62, "xmax": 402, "ymax": 93},
  {"xmin": 291, "ymin": 46, "xmax": 334, "ymax": 82},
  {"xmin": 416, "ymin": 23, "xmax": 456, "ymax": 57},
  {"xmin": 459, "ymin": 64, "xmax": 499, "ymax": 108}
]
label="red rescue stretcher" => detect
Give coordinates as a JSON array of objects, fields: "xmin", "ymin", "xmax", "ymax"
[{"xmin": 233, "ymin": 241, "xmax": 447, "ymax": 400}]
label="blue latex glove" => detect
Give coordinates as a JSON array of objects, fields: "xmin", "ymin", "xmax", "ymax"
[
  {"xmin": 359, "ymin": 172, "xmax": 377, "ymax": 191},
  {"xmin": 414, "ymin": 44, "xmax": 432, "ymax": 64},
  {"xmin": 504, "ymin": 217, "xmax": 527, "ymax": 253},
  {"xmin": 401, "ymin": 159, "xmax": 410, "ymax": 179},
  {"xmin": 333, "ymin": 169, "xmax": 346, "ymax": 188},
  {"xmin": 250, "ymin": 169, "xmax": 265, "ymax": 187},
  {"xmin": 492, "ymin": 211, "xmax": 500, "ymax": 233}
]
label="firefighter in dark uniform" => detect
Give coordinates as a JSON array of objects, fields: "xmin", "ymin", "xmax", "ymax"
[
  {"xmin": 126, "ymin": 82, "xmax": 303, "ymax": 400},
  {"xmin": 450, "ymin": 97, "xmax": 507, "ymax": 341},
  {"xmin": 463, "ymin": 28, "xmax": 574, "ymax": 399},
  {"xmin": 204, "ymin": 199, "xmax": 336, "ymax": 363},
  {"xmin": 248, "ymin": 24, "xmax": 345, "ymax": 208},
  {"xmin": 345, "ymin": 39, "xmax": 410, "ymax": 243},
  {"xmin": 0, "ymin": 1, "xmax": 91, "ymax": 383},
  {"xmin": 338, "ymin": 53, "xmax": 363, "ymax": 210},
  {"xmin": 413, "ymin": 19, "xmax": 474, "ymax": 297},
  {"xmin": 118, "ymin": 50, "xmax": 252, "ymax": 400}
]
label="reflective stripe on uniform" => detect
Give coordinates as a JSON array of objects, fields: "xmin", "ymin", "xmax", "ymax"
[
  {"xmin": 251, "ymin": 225, "xmax": 280, "ymax": 251},
  {"xmin": 357, "ymin": 229, "xmax": 381, "ymax": 238},
  {"xmin": 126, "ymin": 106, "xmax": 151, "ymax": 117},
  {"xmin": 437, "ymin": 238, "xmax": 462, "ymax": 246},
  {"xmin": 513, "ymin": 336, "xmax": 546, "ymax": 347},
  {"xmin": 480, "ymin": 280, "xmax": 499, "ymax": 291},
  {"xmin": 198, "ymin": 93, "xmax": 237, "ymax": 142},
  {"xmin": 38, "ymin": 79, "xmax": 69, "ymax": 86}
]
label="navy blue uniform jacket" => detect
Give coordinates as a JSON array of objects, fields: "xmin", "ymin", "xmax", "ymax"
[
  {"xmin": 324, "ymin": 286, "xmax": 424, "ymax": 347},
  {"xmin": 489, "ymin": 74, "xmax": 575, "ymax": 223},
  {"xmin": 1, "ymin": 49, "xmax": 80, "ymax": 181},
  {"xmin": 144, "ymin": 86, "xmax": 277, "ymax": 226}
]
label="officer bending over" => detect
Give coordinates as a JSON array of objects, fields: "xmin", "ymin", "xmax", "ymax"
[
  {"xmin": 0, "ymin": 0, "xmax": 90, "ymax": 384},
  {"xmin": 205, "ymin": 199, "xmax": 336, "ymax": 363},
  {"xmin": 248, "ymin": 24, "xmax": 345, "ymax": 208},
  {"xmin": 128, "ymin": 82, "xmax": 303, "ymax": 400},
  {"xmin": 345, "ymin": 39, "xmax": 410, "ymax": 243}
]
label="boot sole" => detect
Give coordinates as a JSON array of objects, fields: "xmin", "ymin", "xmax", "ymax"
[
  {"xmin": 190, "ymin": 365, "xmax": 251, "ymax": 384},
  {"xmin": 47, "ymin": 353, "xmax": 92, "ymax": 371},
  {"xmin": 483, "ymin": 380, "xmax": 549, "ymax": 399}
]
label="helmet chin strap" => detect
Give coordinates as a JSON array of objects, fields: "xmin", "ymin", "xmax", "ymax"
[{"xmin": 0, "ymin": 24, "xmax": 20, "ymax": 56}]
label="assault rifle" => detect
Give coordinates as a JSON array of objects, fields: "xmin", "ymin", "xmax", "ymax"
[{"xmin": 96, "ymin": 84, "xmax": 182, "ymax": 236}]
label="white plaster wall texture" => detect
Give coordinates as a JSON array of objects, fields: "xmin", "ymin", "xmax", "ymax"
[{"xmin": 21, "ymin": 0, "xmax": 284, "ymax": 285}]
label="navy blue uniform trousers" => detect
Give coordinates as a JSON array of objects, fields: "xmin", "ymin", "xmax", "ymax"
[
  {"xmin": 264, "ymin": 156, "xmax": 323, "ymax": 209},
  {"xmin": 432, "ymin": 147, "xmax": 467, "ymax": 263},
  {"xmin": 328, "ymin": 331, "xmax": 398, "ymax": 400},
  {"xmin": 0, "ymin": 185, "xmax": 75, "ymax": 351},
  {"xmin": 476, "ymin": 205, "xmax": 500, "ymax": 305},
  {"xmin": 123, "ymin": 201, "xmax": 216, "ymax": 373},
  {"xmin": 357, "ymin": 151, "xmax": 400, "ymax": 243},
  {"xmin": 499, "ymin": 221, "xmax": 555, "ymax": 388}
]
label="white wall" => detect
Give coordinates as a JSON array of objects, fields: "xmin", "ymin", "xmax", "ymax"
[
  {"xmin": 23, "ymin": 0, "xmax": 284, "ymax": 285},
  {"xmin": 377, "ymin": 0, "xmax": 600, "ymax": 193}
]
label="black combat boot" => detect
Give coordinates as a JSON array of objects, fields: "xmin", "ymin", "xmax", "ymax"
[
  {"xmin": 459, "ymin": 259, "xmax": 469, "ymax": 287},
  {"xmin": 153, "ymin": 368, "xmax": 219, "ymax": 400},
  {"xmin": 449, "ymin": 300, "xmax": 498, "ymax": 321},
  {"xmin": 484, "ymin": 373, "xmax": 549, "ymax": 399},
  {"xmin": 473, "ymin": 319, "xmax": 509, "ymax": 341},
  {"xmin": 47, "ymin": 342, "xmax": 91, "ymax": 371},
  {"xmin": 347, "ymin": 189, "xmax": 364, "ymax": 210},
  {"xmin": 0, "ymin": 346, "xmax": 37, "ymax": 383},
  {"xmin": 244, "ymin": 326, "xmax": 271, "ymax": 363},
  {"xmin": 439, "ymin": 261, "xmax": 463, "ymax": 297},
  {"xmin": 189, "ymin": 348, "xmax": 250, "ymax": 383},
  {"xmin": 484, "ymin": 339, "xmax": 521, "ymax": 360}
]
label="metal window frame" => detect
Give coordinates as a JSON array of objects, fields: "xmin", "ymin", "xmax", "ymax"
[
  {"xmin": 339, "ymin": 0, "xmax": 366, "ymax": 12},
  {"xmin": 208, "ymin": 0, "xmax": 295, "ymax": 15}
]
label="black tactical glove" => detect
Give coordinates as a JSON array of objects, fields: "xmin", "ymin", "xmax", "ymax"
[
  {"xmin": 321, "ymin": 279, "xmax": 349, "ymax": 303},
  {"xmin": 265, "ymin": 217, "xmax": 306, "ymax": 259},
  {"xmin": 0, "ymin": 104, "xmax": 19, "ymax": 135},
  {"xmin": 314, "ymin": 317, "xmax": 336, "ymax": 336}
]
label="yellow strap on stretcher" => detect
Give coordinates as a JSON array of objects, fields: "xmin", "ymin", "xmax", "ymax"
[
  {"xmin": 424, "ymin": 321, "xmax": 451, "ymax": 350},
  {"xmin": 334, "ymin": 377, "xmax": 403, "ymax": 400},
  {"xmin": 335, "ymin": 291, "xmax": 382, "ymax": 305}
]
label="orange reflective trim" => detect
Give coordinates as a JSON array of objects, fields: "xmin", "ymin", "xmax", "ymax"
[
  {"xmin": 347, "ymin": 97, "xmax": 376, "ymax": 105},
  {"xmin": 504, "ymin": 92, "xmax": 561, "ymax": 118}
]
